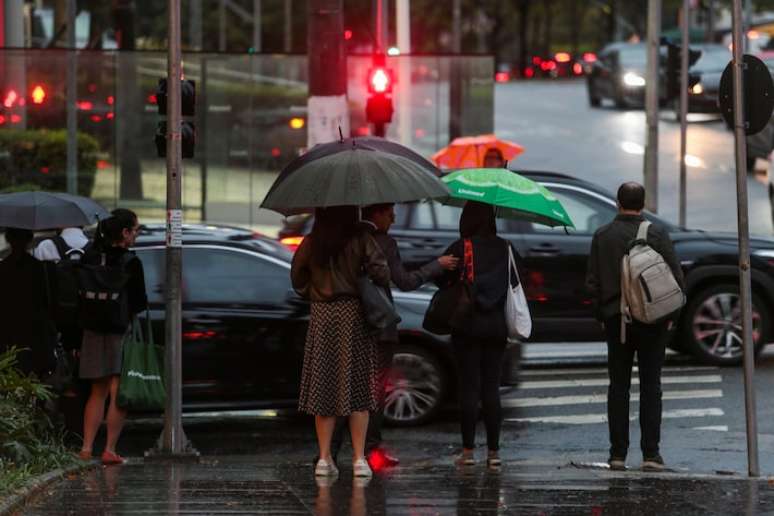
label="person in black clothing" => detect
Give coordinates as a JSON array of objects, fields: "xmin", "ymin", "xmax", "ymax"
[
  {"xmin": 78, "ymin": 209, "xmax": 147, "ymax": 466},
  {"xmin": 585, "ymin": 182, "xmax": 684, "ymax": 472},
  {"xmin": 436, "ymin": 201, "xmax": 518, "ymax": 468},
  {"xmin": 0, "ymin": 228, "xmax": 57, "ymax": 377},
  {"xmin": 329, "ymin": 203, "xmax": 458, "ymax": 468}
]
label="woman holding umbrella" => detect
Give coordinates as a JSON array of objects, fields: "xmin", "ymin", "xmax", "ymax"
[{"xmin": 291, "ymin": 206, "xmax": 390, "ymax": 479}]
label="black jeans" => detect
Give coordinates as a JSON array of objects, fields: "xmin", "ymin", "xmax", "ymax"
[
  {"xmin": 604, "ymin": 316, "xmax": 667, "ymax": 460},
  {"xmin": 453, "ymin": 336, "xmax": 506, "ymax": 451},
  {"xmin": 331, "ymin": 341, "xmax": 393, "ymax": 458}
]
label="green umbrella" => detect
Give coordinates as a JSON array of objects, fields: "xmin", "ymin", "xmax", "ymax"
[
  {"xmin": 441, "ymin": 168, "xmax": 574, "ymax": 228},
  {"xmin": 261, "ymin": 146, "xmax": 448, "ymax": 215}
]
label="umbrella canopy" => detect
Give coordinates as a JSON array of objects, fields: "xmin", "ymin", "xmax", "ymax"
[
  {"xmin": 0, "ymin": 191, "xmax": 109, "ymax": 230},
  {"xmin": 261, "ymin": 146, "xmax": 449, "ymax": 216},
  {"xmin": 441, "ymin": 168, "xmax": 574, "ymax": 228},
  {"xmin": 432, "ymin": 134, "xmax": 525, "ymax": 170},
  {"xmin": 270, "ymin": 137, "xmax": 439, "ymax": 191}
]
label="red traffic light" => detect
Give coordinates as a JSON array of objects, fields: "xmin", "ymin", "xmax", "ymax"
[{"xmin": 368, "ymin": 67, "xmax": 393, "ymax": 94}]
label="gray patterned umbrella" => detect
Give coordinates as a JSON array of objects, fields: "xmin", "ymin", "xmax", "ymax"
[
  {"xmin": 261, "ymin": 145, "xmax": 449, "ymax": 216},
  {"xmin": 0, "ymin": 191, "xmax": 109, "ymax": 230}
]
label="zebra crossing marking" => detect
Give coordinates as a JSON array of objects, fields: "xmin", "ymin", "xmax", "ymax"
[
  {"xmin": 502, "ymin": 389, "xmax": 723, "ymax": 408},
  {"xmin": 505, "ymin": 407, "xmax": 724, "ymax": 425}
]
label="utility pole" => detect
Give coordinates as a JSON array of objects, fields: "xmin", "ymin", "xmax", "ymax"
[
  {"xmin": 679, "ymin": 0, "xmax": 689, "ymax": 227},
  {"xmin": 148, "ymin": 0, "xmax": 196, "ymax": 460},
  {"xmin": 449, "ymin": 0, "xmax": 462, "ymax": 140},
  {"xmin": 253, "ymin": 0, "xmax": 261, "ymax": 52},
  {"xmin": 66, "ymin": 0, "xmax": 77, "ymax": 194},
  {"xmin": 643, "ymin": 0, "xmax": 661, "ymax": 213},
  {"xmin": 284, "ymin": 0, "xmax": 292, "ymax": 53},
  {"xmin": 307, "ymin": 0, "xmax": 348, "ymax": 146},
  {"xmin": 373, "ymin": 0, "xmax": 388, "ymax": 51},
  {"xmin": 219, "ymin": 0, "xmax": 226, "ymax": 51},
  {"xmin": 189, "ymin": 0, "xmax": 202, "ymax": 50},
  {"xmin": 452, "ymin": 0, "xmax": 461, "ymax": 53},
  {"xmin": 396, "ymin": 0, "xmax": 411, "ymax": 145},
  {"xmin": 730, "ymin": 0, "xmax": 759, "ymax": 479}
]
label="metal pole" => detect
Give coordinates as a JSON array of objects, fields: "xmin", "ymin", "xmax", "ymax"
[
  {"xmin": 452, "ymin": 0, "xmax": 461, "ymax": 53},
  {"xmin": 284, "ymin": 0, "xmax": 292, "ymax": 53},
  {"xmin": 65, "ymin": 0, "xmax": 77, "ymax": 194},
  {"xmin": 396, "ymin": 0, "xmax": 411, "ymax": 144},
  {"xmin": 679, "ymin": 0, "xmax": 689, "ymax": 227},
  {"xmin": 163, "ymin": 0, "xmax": 185, "ymax": 455},
  {"xmin": 219, "ymin": 0, "xmax": 226, "ymax": 52},
  {"xmin": 643, "ymin": 0, "xmax": 661, "ymax": 213},
  {"xmin": 374, "ymin": 0, "xmax": 384, "ymax": 51},
  {"xmin": 190, "ymin": 0, "xmax": 202, "ymax": 50},
  {"xmin": 731, "ymin": 0, "xmax": 759, "ymax": 478},
  {"xmin": 253, "ymin": 0, "xmax": 261, "ymax": 52}
]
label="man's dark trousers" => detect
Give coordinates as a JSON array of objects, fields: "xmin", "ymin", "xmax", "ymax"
[
  {"xmin": 331, "ymin": 341, "xmax": 393, "ymax": 458},
  {"xmin": 604, "ymin": 316, "xmax": 668, "ymax": 460}
]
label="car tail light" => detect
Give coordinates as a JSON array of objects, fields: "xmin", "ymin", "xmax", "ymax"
[
  {"xmin": 540, "ymin": 60, "xmax": 557, "ymax": 72},
  {"xmin": 523, "ymin": 67, "xmax": 535, "ymax": 78},
  {"xmin": 280, "ymin": 236, "xmax": 304, "ymax": 252},
  {"xmin": 582, "ymin": 52, "xmax": 597, "ymax": 63},
  {"xmin": 77, "ymin": 100, "xmax": 93, "ymax": 110},
  {"xmin": 555, "ymin": 52, "xmax": 571, "ymax": 63},
  {"xmin": 572, "ymin": 63, "xmax": 583, "ymax": 75},
  {"xmin": 183, "ymin": 330, "xmax": 217, "ymax": 340},
  {"xmin": 10, "ymin": 114, "xmax": 21, "ymax": 124},
  {"xmin": 495, "ymin": 71, "xmax": 510, "ymax": 83},
  {"xmin": 3, "ymin": 89, "xmax": 18, "ymax": 108}
]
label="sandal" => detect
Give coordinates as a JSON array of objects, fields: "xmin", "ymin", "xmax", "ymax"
[
  {"xmin": 487, "ymin": 451, "xmax": 502, "ymax": 468},
  {"xmin": 101, "ymin": 451, "xmax": 126, "ymax": 465},
  {"xmin": 455, "ymin": 449, "xmax": 475, "ymax": 466}
]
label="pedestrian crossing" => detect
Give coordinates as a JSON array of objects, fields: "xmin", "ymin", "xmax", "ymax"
[{"xmin": 502, "ymin": 364, "xmax": 726, "ymax": 428}]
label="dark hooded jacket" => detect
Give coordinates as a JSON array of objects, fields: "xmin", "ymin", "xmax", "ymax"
[{"xmin": 435, "ymin": 202, "xmax": 519, "ymax": 341}]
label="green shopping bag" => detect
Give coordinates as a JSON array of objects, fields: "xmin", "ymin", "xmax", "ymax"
[{"xmin": 117, "ymin": 313, "xmax": 166, "ymax": 411}]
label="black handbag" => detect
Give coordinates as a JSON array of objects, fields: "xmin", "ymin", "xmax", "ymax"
[
  {"xmin": 358, "ymin": 275, "xmax": 401, "ymax": 330},
  {"xmin": 422, "ymin": 239, "xmax": 474, "ymax": 335}
]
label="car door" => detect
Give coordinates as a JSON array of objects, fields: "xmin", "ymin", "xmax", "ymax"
[
  {"xmin": 390, "ymin": 201, "xmax": 453, "ymax": 269},
  {"xmin": 517, "ymin": 183, "xmax": 617, "ymax": 342},
  {"xmin": 181, "ymin": 245, "xmax": 307, "ymax": 403}
]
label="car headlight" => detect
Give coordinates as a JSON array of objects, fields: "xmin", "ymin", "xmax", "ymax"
[
  {"xmin": 622, "ymin": 72, "xmax": 646, "ymax": 87},
  {"xmin": 754, "ymin": 249, "xmax": 774, "ymax": 259},
  {"xmin": 690, "ymin": 83, "xmax": 704, "ymax": 95}
]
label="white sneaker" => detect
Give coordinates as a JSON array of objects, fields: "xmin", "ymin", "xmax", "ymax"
[
  {"xmin": 353, "ymin": 458, "xmax": 373, "ymax": 478},
  {"xmin": 315, "ymin": 459, "xmax": 339, "ymax": 477}
]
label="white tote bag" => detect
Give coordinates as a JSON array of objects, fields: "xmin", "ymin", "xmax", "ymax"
[{"xmin": 505, "ymin": 244, "xmax": 532, "ymax": 340}]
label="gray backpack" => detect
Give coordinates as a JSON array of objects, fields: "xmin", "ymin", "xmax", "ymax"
[{"xmin": 620, "ymin": 221, "xmax": 685, "ymax": 342}]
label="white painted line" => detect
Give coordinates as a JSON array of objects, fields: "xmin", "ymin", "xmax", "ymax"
[
  {"xmin": 520, "ymin": 375, "xmax": 722, "ymax": 390},
  {"xmin": 693, "ymin": 425, "xmax": 729, "ymax": 432},
  {"xmin": 520, "ymin": 366, "xmax": 718, "ymax": 377},
  {"xmin": 505, "ymin": 407, "xmax": 724, "ymax": 425},
  {"xmin": 502, "ymin": 389, "xmax": 723, "ymax": 408}
]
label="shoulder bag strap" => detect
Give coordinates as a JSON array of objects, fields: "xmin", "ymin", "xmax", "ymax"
[
  {"xmin": 636, "ymin": 221, "xmax": 651, "ymax": 242},
  {"xmin": 463, "ymin": 239, "xmax": 475, "ymax": 284},
  {"xmin": 52, "ymin": 235, "xmax": 71, "ymax": 259},
  {"xmin": 507, "ymin": 243, "xmax": 520, "ymax": 287}
]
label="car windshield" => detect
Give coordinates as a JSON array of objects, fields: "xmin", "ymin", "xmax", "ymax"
[
  {"xmin": 619, "ymin": 47, "xmax": 647, "ymax": 65},
  {"xmin": 694, "ymin": 47, "xmax": 731, "ymax": 70}
]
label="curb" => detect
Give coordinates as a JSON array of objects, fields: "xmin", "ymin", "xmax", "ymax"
[{"xmin": 0, "ymin": 461, "xmax": 96, "ymax": 516}]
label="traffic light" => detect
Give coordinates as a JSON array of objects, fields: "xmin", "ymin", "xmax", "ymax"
[
  {"xmin": 155, "ymin": 78, "xmax": 196, "ymax": 158},
  {"xmin": 365, "ymin": 55, "xmax": 394, "ymax": 136},
  {"xmin": 666, "ymin": 43, "xmax": 702, "ymax": 101}
]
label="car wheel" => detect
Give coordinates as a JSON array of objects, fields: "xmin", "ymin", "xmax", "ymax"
[
  {"xmin": 383, "ymin": 344, "xmax": 446, "ymax": 427},
  {"xmin": 682, "ymin": 284, "xmax": 770, "ymax": 365}
]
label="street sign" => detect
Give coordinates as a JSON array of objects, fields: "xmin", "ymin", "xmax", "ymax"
[{"xmin": 719, "ymin": 54, "xmax": 774, "ymax": 135}]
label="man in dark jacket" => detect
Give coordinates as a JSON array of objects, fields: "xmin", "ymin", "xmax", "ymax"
[
  {"xmin": 329, "ymin": 203, "xmax": 458, "ymax": 468},
  {"xmin": 585, "ymin": 182, "xmax": 684, "ymax": 473}
]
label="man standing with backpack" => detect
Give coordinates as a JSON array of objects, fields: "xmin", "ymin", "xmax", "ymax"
[{"xmin": 585, "ymin": 182, "xmax": 685, "ymax": 473}]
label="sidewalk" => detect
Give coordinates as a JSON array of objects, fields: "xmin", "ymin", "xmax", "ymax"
[{"xmin": 14, "ymin": 455, "xmax": 774, "ymax": 515}]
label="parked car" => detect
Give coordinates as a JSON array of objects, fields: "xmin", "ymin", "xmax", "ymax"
[
  {"xmin": 281, "ymin": 171, "xmax": 774, "ymax": 366},
  {"xmin": 130, "ymin": 224, "xmax": 519, "ymax": 427}
]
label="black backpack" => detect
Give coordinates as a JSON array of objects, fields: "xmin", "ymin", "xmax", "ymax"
[
  {"xmin": 77, "ymin": 250, "xmax": 135, "ymax": 334},
  {"xmin": 49, "ymin": 236, "xmax": 86, "ymax": 325}
]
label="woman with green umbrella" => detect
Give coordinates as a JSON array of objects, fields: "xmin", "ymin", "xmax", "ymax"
[{"xmin": 433, "ymin": 201, "xmax": 518, "ymax": 469}]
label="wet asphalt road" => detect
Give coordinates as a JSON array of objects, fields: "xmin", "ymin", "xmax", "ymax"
[{"xmin": 495, "ymin": 80, "xmax": 773, "ymax": 236}]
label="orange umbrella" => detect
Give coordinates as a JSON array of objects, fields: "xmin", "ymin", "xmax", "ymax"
[{"xmin": 431, "ymin": 134, "xmax": 525, "ymax": 170}]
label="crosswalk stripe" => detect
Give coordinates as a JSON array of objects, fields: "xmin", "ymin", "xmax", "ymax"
[
  {"xmin": 505, "ymin": 407, "xmax": 724, "ymax": 425},
  {"xmin": 693, "ymin": 425, "xmax": 729, "ymax": 432},
  {"xmin": 520, "ymin": 375, "xmax": 722, "ymax": 390},
  {"xmin": 520, "ymin": 366, "xmax": 718, "ymax": 377},
  {"xmin": 502, "ymin": 389, "xmax": 723, "ymax": 408}
]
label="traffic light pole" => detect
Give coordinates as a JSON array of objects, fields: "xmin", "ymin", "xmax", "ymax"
[
  {"xmin": 65, "ymin": 0, "xmax": 77, "ymax": 195},
  {"xmin": 147, "ymin": 0, "xmax": 197, "ymax": 461},
  {"xmin": 730, "ymin": 0, "xmax": 760, "ymax": 479},
  {"xmin": 678, "ymin": 0, "xmax": 689, "ymax": 228},
  {"xmin": 643, "ymin": 0, "xmax": 661, "ymax": 213}
]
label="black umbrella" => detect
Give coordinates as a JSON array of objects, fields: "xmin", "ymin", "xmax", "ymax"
[
  {"xmin": 263, "ymin": 136, "xmax": 440, "ymax": 200},
  {"xmin": 0, "ymin": 191, "xmax": 110, "ymax": 230}
]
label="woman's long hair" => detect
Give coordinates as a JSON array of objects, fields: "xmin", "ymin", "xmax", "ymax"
[
  {"xmin": 309, "ymin": 206, "xmax": 359, "ymax": 266},
  {"xmin": 459, "ymin": 201, "xmax": 496, "ymax": 238},
  {"xmin": 93, "ymin": 208, "xmax": 138, "ymax": 251}
]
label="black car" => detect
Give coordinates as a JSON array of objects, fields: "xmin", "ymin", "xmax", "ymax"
[
  {"xmin": 683, "ymin": 44, "xmax": 731, "ymax": 114},
  {"xmin": 131, "ymin": 224, "xmax": 518, "ymax": 427},
  {"xmin": 281, "ymin": 171, "xmax": 774, "ymax": 366},
  {"xmin": 587, "ymin": 42, "xmax": 650, "ymax": 109}
]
